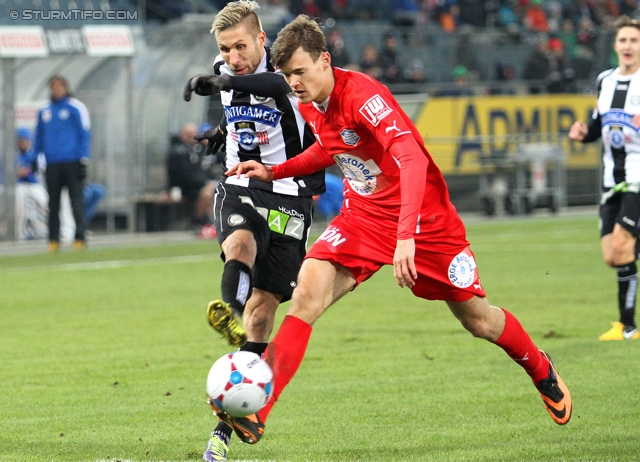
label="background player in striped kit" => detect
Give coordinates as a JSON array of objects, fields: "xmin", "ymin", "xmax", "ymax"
[
  {"xmin": 569, "ymin": 16, "xmax": 640, "ymax": 341},
  {"xmin": 182, "ymin": 1, "xmax": 325, "ymax": 459}
]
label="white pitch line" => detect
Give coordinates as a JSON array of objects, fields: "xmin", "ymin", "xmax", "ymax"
[
  {"xmin": 470, "ymin": 243, "xmax": 597, "ymax": 252},
  {"xmin": 4, "ymin": 254, "xmax": 212, "ymax": 273}
]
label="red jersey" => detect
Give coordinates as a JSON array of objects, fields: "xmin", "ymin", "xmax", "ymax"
[{"xmin": 273, "ymin": 68, "xmax": 464, "ymax": 244}]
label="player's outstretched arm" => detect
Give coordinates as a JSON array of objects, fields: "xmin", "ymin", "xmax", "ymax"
[
  {"xmin": 226, "ymin": 160, "xmax": 274, "ymax": 182},
  {"xmin": 184, "ymin": 73, "xmax": 290, "ymax": 102}
]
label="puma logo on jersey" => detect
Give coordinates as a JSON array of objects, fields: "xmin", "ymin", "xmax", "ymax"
[{"xmin": 385, "ymin": 120, "xmax": 400, "ymax": 133}]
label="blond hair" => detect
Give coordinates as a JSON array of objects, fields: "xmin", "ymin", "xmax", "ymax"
[
  {"xmin": 614, "ymin": 15, "xmax": 640, "ymax": 40},
  {"xmin": 211, "ymin": 0, "xmax": 262, "ymax": 36},
  {"xmin": 271, "ymin": 15, "xmax": 327, "ymax": 69}
]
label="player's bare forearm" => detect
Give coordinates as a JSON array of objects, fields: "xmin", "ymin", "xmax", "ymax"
[{"xmin": 225, "ymin": 160, "xmax": 274, "ymax": 182}]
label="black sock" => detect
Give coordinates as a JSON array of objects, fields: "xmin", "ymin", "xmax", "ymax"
[
  {"xmin": 240, "ymin": 341, "xmax": 268, "ymax": 357},
  {"xmin": 221, "ymin": 260, "xmax": 252, "ymax": 316},
  {"xmin": 617, "ymin": 261, "xmax": 637, "ymax": 328},
  {"xmin": 213, "ymin": 421, "xmax": 232, "ymax": 441}
]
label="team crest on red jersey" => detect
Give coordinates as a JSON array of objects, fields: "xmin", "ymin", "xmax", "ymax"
[
  {"xmin": 340, "ymin": 129, "xmax": 360, "ymax": 146},
  {"xmin": 359, "ymin": 94, "xmax": 392, "ymax": 127}
]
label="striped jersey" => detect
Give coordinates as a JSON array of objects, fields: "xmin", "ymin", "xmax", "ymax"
[
  {"xmin": 213, "ymin": 48, "xmax": 325, "ymax": 197},
  {"xmin": 594, "ymin": 67, "xmax": 640, "ymax": 187}
]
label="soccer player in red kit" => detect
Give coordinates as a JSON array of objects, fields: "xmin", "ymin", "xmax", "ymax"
[{"xmin": 217, "ymin": 15, "xmax": 572, "ymax": 445}]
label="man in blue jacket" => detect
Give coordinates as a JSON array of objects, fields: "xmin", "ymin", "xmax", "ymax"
[{"xmin": 34, "ymin": 75, "xmax": 91, "ymax": 251}]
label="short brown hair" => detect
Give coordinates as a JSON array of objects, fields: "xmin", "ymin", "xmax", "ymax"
[
  {"xmin": 211, "ymin": 0, "xmax": 262, "ymax": 36},
  {"xmin": 271, "ymin": 15, "xmax": 327, "ymax": 69},
  {"xmin": 614, "ymin": 15, "xmax": 640, "ymax": 39}
]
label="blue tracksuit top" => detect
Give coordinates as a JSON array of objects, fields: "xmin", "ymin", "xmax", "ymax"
[
  {"xmin": 17, "ymin": 147, "xmax": 38, "ymax": 184},
  {"xmin": 34, "ymin": 96, "xmax": 91, "ymax": 165}
]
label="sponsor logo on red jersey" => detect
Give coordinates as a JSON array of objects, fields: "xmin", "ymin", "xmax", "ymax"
[
  {"xmin": 358, "ymin": 94, "xmax": 392, "ymax": 127},
  {"xmin": 340, "ymin": 129, "xmax": 360, "ymax": 146},
  {"xmin": 318, "ymin": 227, "xmax": 346, "ymax": 247},
  {"xmin": 448, "ymin": 252, "xmax": 477, "ymax": 288}
]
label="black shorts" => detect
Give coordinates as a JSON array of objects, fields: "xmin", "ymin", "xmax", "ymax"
[
  {"xmin": 213, "ymin": 182, "xmax": 314, "ymax": 301},
  {"xmin": 600, "ymin": 190, "xmax": 640, "ymax": 237}
]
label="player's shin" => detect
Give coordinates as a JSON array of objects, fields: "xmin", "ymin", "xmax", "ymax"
[
  {"xmin": 494, "ymin": 308, "xmax": 549, "ymax": 383},
  {"xmin": 221, "ymin": 259, "xmax": 253, "ymax": 316},
  {"xmin": 258, "ymin": 315, "xmax": 312, "ymax": 421},
  {"xmin": 616, "ymin": 261, "xmax": 637, "ymax": 328}
]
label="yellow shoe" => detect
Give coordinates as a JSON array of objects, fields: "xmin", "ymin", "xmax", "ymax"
[
  {"xmin": 599, "ymin": 322, "xmax": 639, "ymax": 340},
  {"xmin": 73, "ymin": 240, "xmax": 85, "ymax": 250},
  {"xmin": 206, "ymin": 300, "xmax": 247, "ymax": 347},
  {"xmin": 47, "ymin": 241, "xmax": 59, "ymax": 252}
]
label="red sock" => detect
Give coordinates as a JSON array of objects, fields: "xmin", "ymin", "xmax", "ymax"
[
  {"xmin": 258, "ymin": 315, "xmax": 312, "ymax": 422},
  {"xmin": 494, "ymin": 308, "xmax": 550, "ymax": 384}
]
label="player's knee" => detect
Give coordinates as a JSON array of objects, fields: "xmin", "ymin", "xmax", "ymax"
[
  {"xmin": 610, "ymin": 243, "xmax": 634, "ymax": 266},
  {"xmin": 222, "ymin": 233, "xmax": 256, "ymax": 260},
  {"xmin": 460, "ymin": 316, "xmax": 494, "ymax": 339}
]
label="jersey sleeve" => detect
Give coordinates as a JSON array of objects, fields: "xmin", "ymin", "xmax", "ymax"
[
  {"xmin": 388, "ymin": 137, "xmax": 428, "ymax": 239},
  {"xmin": 350, "ymin": 82, "xmax": 428, "ymax": 239},
  {"xmin": 225, "ymin": 73, "xmax": 291, "ymax": 97},
  {"xmin": 272, "ymin": 141, "xmax": 335, "ymax": 180}
]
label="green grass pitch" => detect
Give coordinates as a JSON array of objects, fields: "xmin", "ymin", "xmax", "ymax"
[{"xmin": 1, "ymin": 214, "xmax": 639, "ymax": 461}]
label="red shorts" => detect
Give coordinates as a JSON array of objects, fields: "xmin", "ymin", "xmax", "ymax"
[{"xmin": 306, "ymin": 213, "xmax": 486, "ymax": 302}]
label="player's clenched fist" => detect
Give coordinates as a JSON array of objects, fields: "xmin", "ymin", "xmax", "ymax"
[{"xmin": 183, "ymin": 74, "xmax": 231, "ymax": 101}]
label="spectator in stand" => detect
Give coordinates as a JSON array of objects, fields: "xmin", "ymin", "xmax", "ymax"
[
  {"xmin": 359, "ymin": 43, "xmax": 382, "ymax": 79},
  {"xmin": 435, "ymin": 64, "xmax": 475, "ymax": 96},
  {"xmin": 523, "ymin": 37, "xmax": 552, "ymax": 93},
  {"xmin": 490, "ymin": 62, "xmax": 518, "ymax": 94},
  {"xmin": 458, "ymin": 0, "xmax": 487, "ymax": 27},
  {"xmin": 404, "ymin": 58, "xmax": 428, "ymax": 83},
  {"xmin": 569, "ymin": 0, "xmax": 604, "ymax": 26},
  {"xmin": 524, "ymin": 0, "xmax": 550, "ymax": 33},
  {"xmin": 291, "ymin": 0, "xmax": 324, "ymax": 18},
  {"xmin": 619, "ymin": 0, "xmax": 639, "ymax": 18},
  {"xmin": 392, "ymin": 0, "xmax": 421, "ymax": 28},
  {"xmin": 166, "ymin": 122, "xmax": 217, "ymax": 234},
  {"xmin": 497, "ymin": 0, "xmax": 521, "ymax": 41},
  {"xmin": 378, "ymin": 32, "xmax": 404, "ymax": 83},
  {"xmin": 546, "ymin": 36, "xmax": 576, "ymax": 93},
  {"xmin": 326, "ymin": 28, "xmax": 353, "ymax": 69},
  {"xmin": 576, "ymin": 15, "xmax": 598, "ymax": 54},
  {"xmin": 324, "ymin": 0, "xmax": 351, "ymax": 19},
  {"xmin": 438, "ymin": 2, "xmax": 462, "ymax": 33},
  {"xmin": 557, "ymin": 18, "xmax": 578, "ymax": 61},
  {"xmin": 601, "ymin": 0, "xmax": 620, "ymax": 27},
  {"xmin": 545, "ymin": 0, "xmax": 564, "ymax": 33}
]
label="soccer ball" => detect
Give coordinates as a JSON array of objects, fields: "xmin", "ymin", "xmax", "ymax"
[{"xmin": 206, "ymin": 351, "xmax": 274, "ymax": 417}]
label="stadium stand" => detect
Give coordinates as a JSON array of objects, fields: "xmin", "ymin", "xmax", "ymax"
[{"xmin": 0, "ymin": 0, "xmax": 622, "ymax": 236}]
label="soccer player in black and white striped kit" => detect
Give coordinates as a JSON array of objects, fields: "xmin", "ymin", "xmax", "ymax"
[
  {"xmin": 570, "ymin": 16, "xmax": 640, "ymax": 341},
  {"xmin": 182, "ymin": 1, "xmax": 325, "ymax": 459}
]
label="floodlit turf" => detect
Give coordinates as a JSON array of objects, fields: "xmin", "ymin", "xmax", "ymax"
[{"xmin": 1, "ymin": 214, "xmax": 639, "ymax": 461}]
